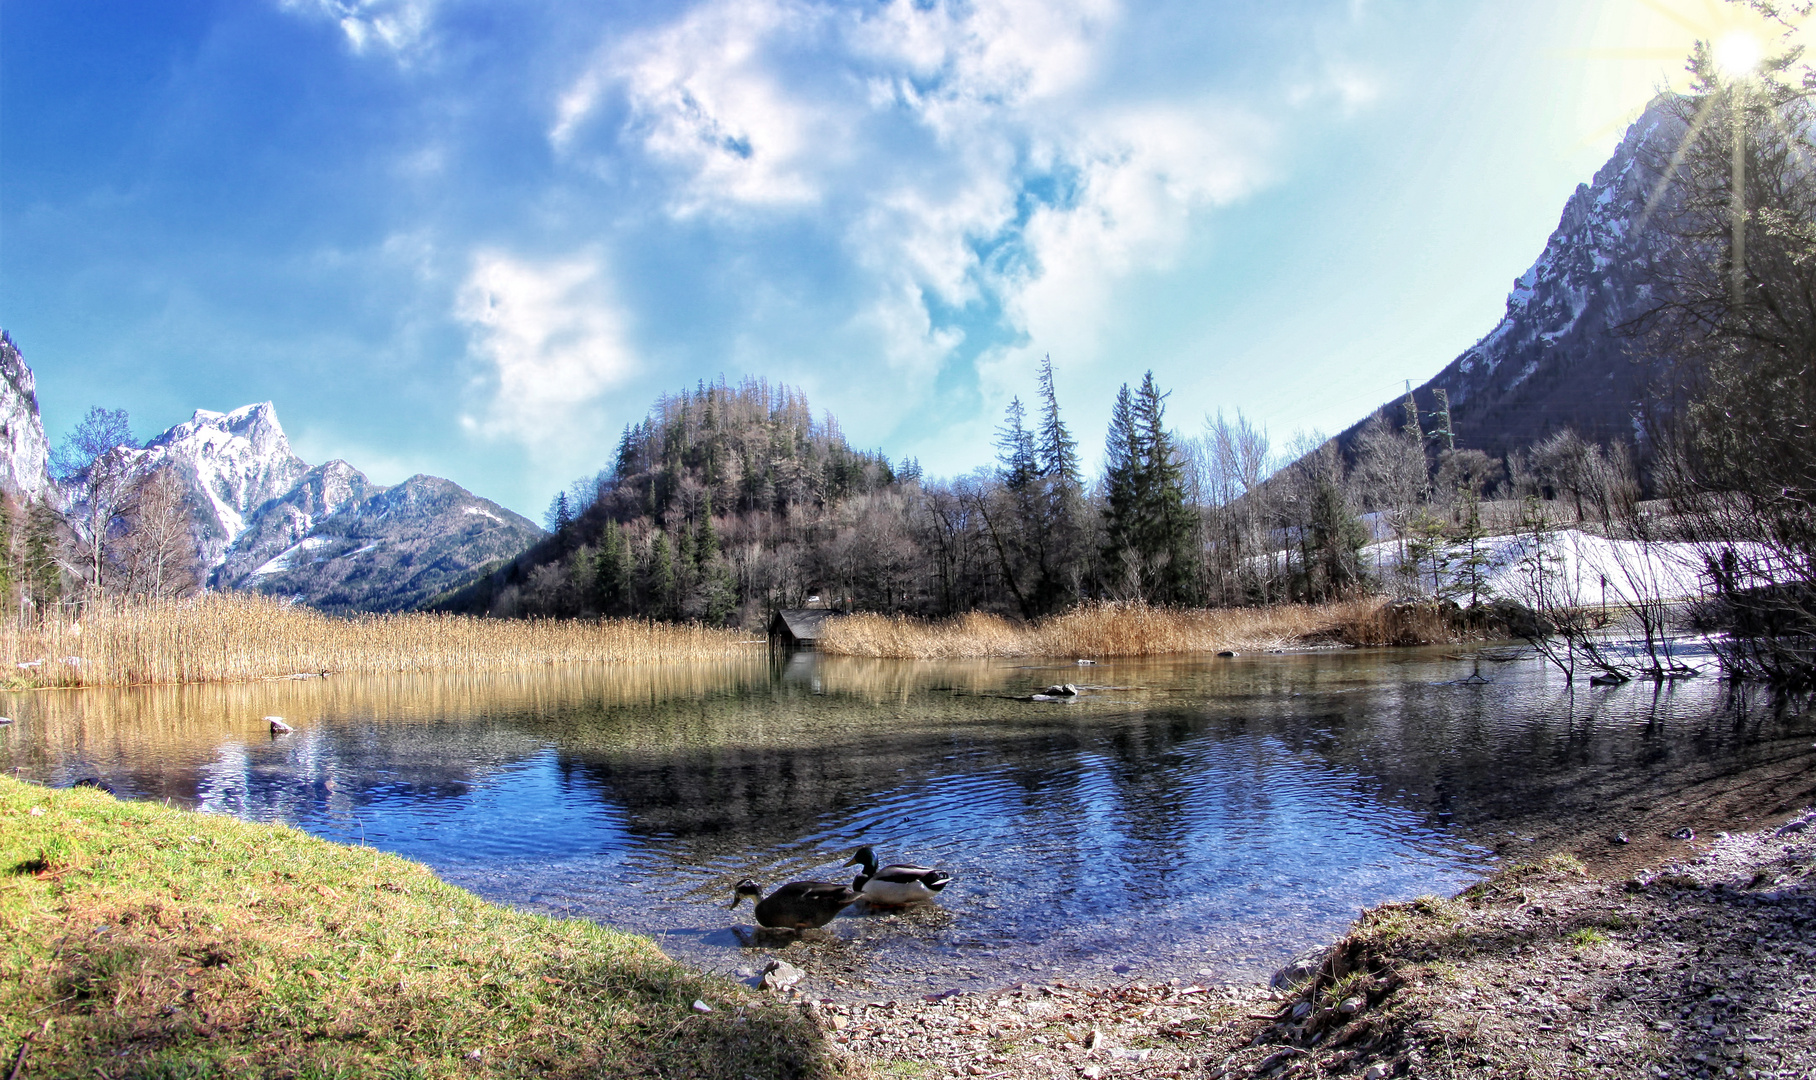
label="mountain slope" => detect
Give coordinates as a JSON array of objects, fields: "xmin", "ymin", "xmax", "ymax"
[
  {"xmin": 1339, "ymin": 96, "xmax": 1688, "ymax": 463},
  {"xmin": 217, "ymin": 472, "xmax": 542, "ymax": 613}
]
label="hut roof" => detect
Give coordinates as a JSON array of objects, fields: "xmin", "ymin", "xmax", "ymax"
[{"xmin": 769, "ymin": 608, "xmax": 831, "ymax": 645}]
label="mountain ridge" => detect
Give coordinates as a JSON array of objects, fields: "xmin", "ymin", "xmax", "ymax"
[
  {"xmin": 1334, "ymin": 96, "xmax": 1687, "ymax": 466},
  {"xmin": 0, "ymin": 334, "xmax": 542, "ymax": 611}
]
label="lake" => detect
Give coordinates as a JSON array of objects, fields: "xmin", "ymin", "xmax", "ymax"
[{"xmin": 4, "ymin": 645, "xmax": 1810, "ymax": 996}]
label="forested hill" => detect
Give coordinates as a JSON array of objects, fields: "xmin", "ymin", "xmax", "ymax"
[
  {"xmin": 597, "ymin": 379, "xmax": 901, "ymax": 523},
  {"xmin": 430, "ymin": 378, "xmax": 910, "ymax": 623}
]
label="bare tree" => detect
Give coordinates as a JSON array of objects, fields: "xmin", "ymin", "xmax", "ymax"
[
  {"xmin": 1639, "ymin": 27, "xmax": 1816, "ymax": 687},
  {"xmin": 114, "ymin": 467, "xmax": 198, "ymax": 598},
  {"xmin": 49, "ymin": 407, "xmax": 138, "ymax": 601}
]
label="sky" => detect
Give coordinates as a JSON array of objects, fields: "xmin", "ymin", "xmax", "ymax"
[{"xmin": 0, "ymin": 0, "xmax": 1780, "ymax": 519}]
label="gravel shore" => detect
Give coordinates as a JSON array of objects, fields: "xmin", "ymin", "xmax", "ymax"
[{"xmin": 772, "ymin": 807, "xmax": 1816, "ymax": 1079}]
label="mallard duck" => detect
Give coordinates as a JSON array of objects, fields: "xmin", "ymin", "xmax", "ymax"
[
  {"xmin": 728, "ymin": 878, "xmax": 862, "ymax": 930},
  {"xmin": 844, "ymin": 845, "xmax": 953, "ymax": 905}
]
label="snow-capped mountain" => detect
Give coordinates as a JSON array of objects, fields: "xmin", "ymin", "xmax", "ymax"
[
  {"xmin": 0, "ymin": 333, "xmax": 543, "ymax": 611},
  {"xmin": 214, "ymin": 467, "xmax": 542, "ymax": 613},
  {"xmin": 1338, "ymin": 96, "xmax": 1689, "ymax": 461},
  {"xmin": 131, "ymin": 403, "xmax": 312, "ymax": 568},
  {"xmin": 0, "ymin": 332, "xmax": 51, "ymax": 500}
]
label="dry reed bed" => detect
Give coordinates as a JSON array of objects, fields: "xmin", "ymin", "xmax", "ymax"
[
  {"xmin": 817, "ymin": 598, "xmax": 1408, "ymax": 659},
  {"xmin": 1, "ymin": 593, "xmax": 759, "ymax": 687}
]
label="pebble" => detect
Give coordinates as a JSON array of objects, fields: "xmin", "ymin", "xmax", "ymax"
[
  {"xmin": 1673, "ymin": 827, "xmax": 1695, "ymax": 840},
  {"xmin": 692, "ymin": 1000, "xmax": 712, "ymax": 1013},
  {"xmin": 1291, "ymin": 1001, "xmax": 1313, "ymax": 1021},
  {"xmin": 1080, "ymin": 1067, "xmax": 1104, "ymax": 1079},
  {"xmin": 1339, "ymin": 996, "xmax": 1363, "ymax": 1015},
  {"xmin": 1363, "ymin": 1066, "xmax": 1390, "ymax": 1080}
]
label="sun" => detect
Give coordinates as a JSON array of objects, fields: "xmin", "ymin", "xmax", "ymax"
[{"xmin": 1711, "ymin": 28, "xmax": 1766, "ymax": 80}]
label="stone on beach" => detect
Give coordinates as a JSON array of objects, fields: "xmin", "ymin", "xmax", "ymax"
[{"xmin": 761, "ymin": 959, "xmax": 805, "ymax": 991}]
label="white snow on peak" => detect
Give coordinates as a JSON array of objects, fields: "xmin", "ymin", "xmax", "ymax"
[
  {"xmin": 462, "ymin": 505, "xmax": 503, "ymax": 523},
  {"xmin": 140, "ymin": 402, "xmax": 311, "ymax": 569}
]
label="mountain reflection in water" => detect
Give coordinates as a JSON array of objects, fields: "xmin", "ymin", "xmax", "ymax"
[{"xmin": 4, "ymin": 647, "xmax": 1811, "ymax": 993}]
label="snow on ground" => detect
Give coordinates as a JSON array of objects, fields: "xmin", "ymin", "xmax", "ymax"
[
  {"xmin": 246, "ymin": 536, "xmax": 334, "ymax": 580},
  {"xmin": 1363, "ymin": 528, "xmax": 1723, "ymax": 608}
]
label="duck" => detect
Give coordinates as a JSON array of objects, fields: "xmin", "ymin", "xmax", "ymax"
[
  {"xmin": 844, "ymin": 845, "xmax": 953, "ymax": 905},
  {"xmin": 728, "ymin": 878, "xmax": 863, "ymax": 930}
]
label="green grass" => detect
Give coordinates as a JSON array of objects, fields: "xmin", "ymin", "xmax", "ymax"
[
  {"xmin": 0, "ymin": 777, "xmax": 835, "ymax": 1079},
  {"xmin": 1566, "ymin": 927, "xmax": 1609, "ymax": 948}
]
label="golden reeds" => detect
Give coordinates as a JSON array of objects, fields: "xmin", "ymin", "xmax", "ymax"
[
  {"xmin": 0, "ymin": 593, "xmax": 760, "ymax": 688},
  {"xmin": 816, "ymin": 598, "xmax": 1440, "ymax": 659}
]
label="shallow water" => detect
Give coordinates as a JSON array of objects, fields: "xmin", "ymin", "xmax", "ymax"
[{"xmin": 3, "ymin": 646, "xmax": 1811, "ymax": 995}]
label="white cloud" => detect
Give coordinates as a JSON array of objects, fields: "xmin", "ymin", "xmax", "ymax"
[
  {"xmin": 552, "ymin": 0, "xmax": 1278, "ymax": 443},
  {"xmin": 277, "ymin": 0, "xmax": 438, "ymax": 60},
  {"xmin": 456, "ymin": 251, "xmax": 637, "ymax": 461},
  {"xmin": 555, "ymin": 0, "xmax": 832, "ymax": 211}
]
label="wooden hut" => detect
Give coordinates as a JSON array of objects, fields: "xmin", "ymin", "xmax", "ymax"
[{"xmin": 768, "ymin": 609, "xmax": 830, "ymax": 648}]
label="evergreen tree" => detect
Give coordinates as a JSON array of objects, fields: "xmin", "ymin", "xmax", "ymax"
[
  {"xmin": 24, "ymin": 499, "xmax": 62, "ymax": 615},
  {"xmin": 547, "ymin": 491, "xmax": 573, "ymax": 533},
  {"xmin": 1450, "ymin": 493, "xmax": 1496, "ymax": 609},
  {"xmin": 645, "ymin": 532, "xmax": 676, "ymax": 620},
  {"xmin": 594, "ymin": 522, "xmax": 634, "ymax": 615},
  {"xmin": 0, "ymin": 499, "xmax": 15, "ymax": 617},
  {"xmin": 1132, "ymin": 373, "xmax": 1198, "ymax": 604},
  {"xmin": 696, "ymin": 494, "xmax": 721, "ymax": 564},
  {"xmin": 1103, "ymin": 373, "xmax": 1197, "ymax": 603},
  {"xmin": 1305, "ymin": 472, "xmax": 1368, "ymax": 601},
  {"xmin": 1102, "ymin": 384, "xmax": 1144, "ymax": 596},
  {"xmin": 996, "ymin": 398, "xmax": 1038, "ymax": 490},
  {"xmin": 1034, "ymin": 355, "xmax": 1080, "ymax": 488}
]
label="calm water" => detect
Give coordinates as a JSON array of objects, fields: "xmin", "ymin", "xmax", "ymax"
[{"xmin": 3, "ymin": 646, "xmax": 1811, "ymax": 994}]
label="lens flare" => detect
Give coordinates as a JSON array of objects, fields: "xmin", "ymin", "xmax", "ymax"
[{"xmin": 1713, "ymin": 29, "xmax": 1765, "ymax": 79}]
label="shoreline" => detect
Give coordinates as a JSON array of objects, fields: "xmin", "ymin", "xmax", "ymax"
[
  {"xmin": 5, "ymin": 773, "xmax": 1812, "ymax": 1077},
  {"xmin": 819, "ymin": 803, "xmax": 1816, "ymax": 1079}
]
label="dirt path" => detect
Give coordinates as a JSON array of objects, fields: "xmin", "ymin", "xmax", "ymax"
[{"xmin": 779, "ymin": 806, "xmax": 1816, "ymax": 1079}]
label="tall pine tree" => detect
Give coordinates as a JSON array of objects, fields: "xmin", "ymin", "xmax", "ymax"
[
  {"xmin": 1035, "ymin": 355, "xmax": 1080, "ymax": 488},
  {"xmin": 1102, "ymin": 372, "xmax": 1197, "ymax": 604}
]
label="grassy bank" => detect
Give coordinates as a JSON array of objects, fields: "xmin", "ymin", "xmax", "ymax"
[
  {"xmin": 816, "ymin": 598, "xmax": 1465, "ymax": 659},
  {"xmin": 1, "ymin": 594, "xmax": 759, "ymax": 688},
  {"xmin": 0, "ymin": 776, "xmax": 830, "ymax": 1079}
]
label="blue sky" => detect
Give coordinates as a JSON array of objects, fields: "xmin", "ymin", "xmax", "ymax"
[{"xmin": 0, "ymin": 0, "xmax": 1760, "ymax": 518}]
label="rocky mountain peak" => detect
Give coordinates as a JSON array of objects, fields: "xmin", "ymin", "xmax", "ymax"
[
  {"xmin": 138, "ymin": 401, "xmax": 312, "ymax": 565},
  {"xmin": 0, "ymin": 332, "xmax": 51, "ymax": 501}
]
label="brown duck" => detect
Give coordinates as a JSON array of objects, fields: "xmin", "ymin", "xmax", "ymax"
[{"xmin": 729, "ymin": 878, "xmax": 863, "ymax": 930}]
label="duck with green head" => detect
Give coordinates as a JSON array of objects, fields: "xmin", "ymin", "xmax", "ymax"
[{"xmin": 844, "ymin": 845, "xmax": 953, "ymax": 906}]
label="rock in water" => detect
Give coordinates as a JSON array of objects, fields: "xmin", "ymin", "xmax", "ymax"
[{"xmin": 267, "ymin": 716, "xmax": 294, "ymax": 734}]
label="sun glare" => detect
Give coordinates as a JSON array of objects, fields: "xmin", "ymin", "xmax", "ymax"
[{"xmin": 1712, "ymin": 28, "xmax": 1765, "ymax": 79}]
